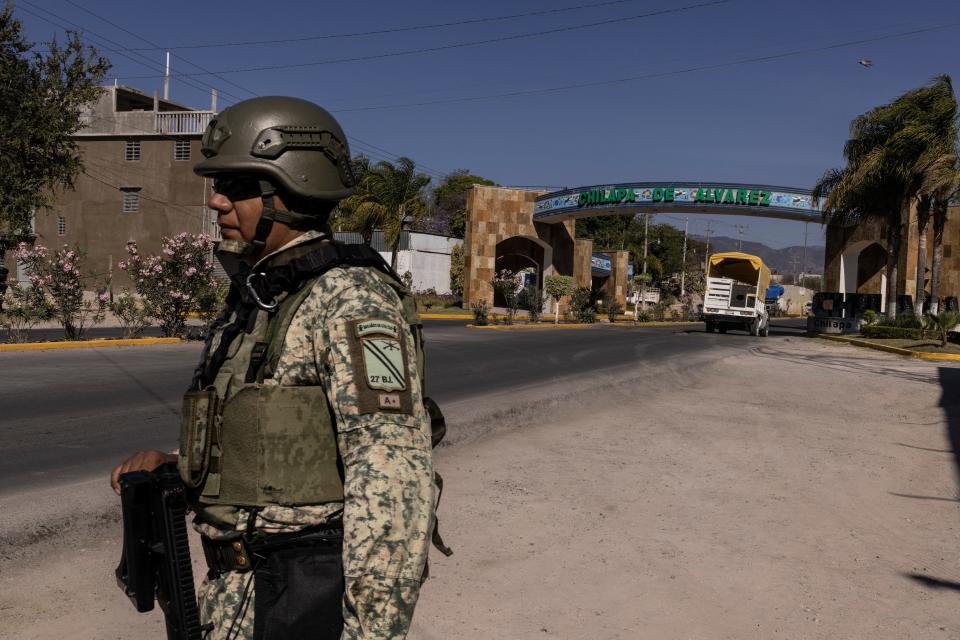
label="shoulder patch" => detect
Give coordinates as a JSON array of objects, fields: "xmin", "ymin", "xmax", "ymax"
[
  {"xmin": 362, "ymin": 337, "xmax": 406, "ymax": 391},
  {"xmin": 355, "ymin": 318, "xmax": 400, "ymax": 339},
  {"xmin": 347, "ymin": 318, "xmax": 414, "ymax": 414}
]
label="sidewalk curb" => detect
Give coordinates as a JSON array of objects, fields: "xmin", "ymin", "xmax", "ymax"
[
  {"xmin": 606, "ymin": 321, "xmax": 701, "ymax": 328},
  {"xmin": 420, "ymin": 313, "xmax": 474, "ymax": 320},
  {"xmin": 466, "ymin": 322, "xmax": 593, "ymax": 330},
  {"xmin": 816, "ymin": 334, "xmax": 960, "ymax": 361},
  {"xmin": 0, "ymin": 337, "xmax": 182, "ymax": 352}
]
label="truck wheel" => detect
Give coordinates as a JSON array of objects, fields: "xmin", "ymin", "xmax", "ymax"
[
  {"xmin": 705, "ymin": 322, "xmax": 716, "ymax": 333},
  {"xmin": 760, "ymin": 323, "xmax": 769, "ymax": 337},
  {"xmin": 718, "ymin": 325, "xmax": 727, "ymax": 334},
  {"xmin": 749, "ymin": 320, "xmax": 760, "ymax": 336}
]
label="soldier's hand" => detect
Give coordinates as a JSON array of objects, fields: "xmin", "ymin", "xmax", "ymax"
[{"xmin": 111, "ymin": 450, "xmax": 178, "ymax": 495}]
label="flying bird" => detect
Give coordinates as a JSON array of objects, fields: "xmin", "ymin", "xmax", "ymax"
[{"xmin": 858, "ymin": 59, "xmax": 873, "ymax": 68}]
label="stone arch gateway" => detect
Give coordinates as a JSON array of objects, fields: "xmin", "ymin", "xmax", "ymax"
[{"xmin": 463, "ymin": 183, "xmax": 821, "ymax": 310}]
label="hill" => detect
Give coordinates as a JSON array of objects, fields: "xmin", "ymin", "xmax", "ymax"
[{"xmin": 694, "ymin": 236, "xmax": 824, "ymax": 274}]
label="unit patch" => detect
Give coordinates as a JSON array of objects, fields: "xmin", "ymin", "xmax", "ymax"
[
  {"xmin": 349, "ymin": 317, "xmax": 413, "ymax": 414},
  {"xmin": 362, "ymin": 338, "xmax": 407, "ymax": 391}
]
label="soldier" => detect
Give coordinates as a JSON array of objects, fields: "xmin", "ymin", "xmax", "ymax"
[{"xmin": 110, "ymin": 96, "xmax": 441, "ymax": 639}]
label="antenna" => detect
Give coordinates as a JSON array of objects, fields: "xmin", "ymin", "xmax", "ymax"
[{"xmin": 163, "ymin": 51, "xmax": 170, "ymax": 100}]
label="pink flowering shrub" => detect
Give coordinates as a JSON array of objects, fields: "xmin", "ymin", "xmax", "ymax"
[
  {"xmin": 0, "ymin": 284, "xmax": 54, "ymax": 342},
  {"xmin": 13, "ymin": 243, "xmax": 106, "ymax": 340},
  {"xmin": 121, "ymin": 233, "xmax": 220, "ymax": 337}
]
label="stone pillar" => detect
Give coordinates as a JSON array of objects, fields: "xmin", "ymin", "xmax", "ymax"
[
  {"xmin": 573, "ymin": 239, "xmax": 593, "ymax": 289},
  {"xmin": 606, "ymin": 249, "xmax": 630, "ymax": 308}
]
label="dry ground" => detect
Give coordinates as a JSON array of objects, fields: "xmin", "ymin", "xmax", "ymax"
[{"xmin": 2, "ymin": 336, "xmax": 958, "ymax": 639}]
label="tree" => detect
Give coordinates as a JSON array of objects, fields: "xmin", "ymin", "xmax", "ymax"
[
  {"xmin": 449, "ymin": 243, "xmax": 464, "ymax": 299},
  {"xmin": 544, "ymin": 274, "xmax": 574, "ymax": 324},
  {"xmin": 0, "ymin": 5, "xmax": 109, "ymax": 297},
  {"xmin": 430, "ymin": 169, "xmax": 495, "ymax": 238},
  {"xmin": 337, "ymin": 157, "xmax": 430, "ymax": 269},
  {"xmin": 922, "ymin": 153, "xmax": 960, "ymax": 313}
]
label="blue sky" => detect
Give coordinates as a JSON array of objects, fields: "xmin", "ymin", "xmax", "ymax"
[{"xmin": 16, "ymin": 0, "xmax": 960, "ymax": 248}]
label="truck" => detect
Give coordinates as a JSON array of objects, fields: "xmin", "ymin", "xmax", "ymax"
[{"xmin": 703, "ymin": 252, "xmax": 771, "ymax": 337}]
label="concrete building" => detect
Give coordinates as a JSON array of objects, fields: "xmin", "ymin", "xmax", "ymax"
[{"xmin": 11, "ymin": 85, "xmax": 215, "ymax": 289}]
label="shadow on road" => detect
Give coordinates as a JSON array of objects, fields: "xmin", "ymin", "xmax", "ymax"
[
  {"xmin": 938, "ymin": 367, "xmax": 960, "ymax": 494},
  {"xmin": 904, "ymin": 573, "xmax": 960, "ymax": 592},
  {"xmin": 900, "ymin": 368, "xmax": 960, "ymax": 592}
]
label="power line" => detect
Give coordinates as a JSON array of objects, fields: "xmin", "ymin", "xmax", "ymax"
[
  {"xmin": 62, "ymin": 0, "xmax": 257, "ymax": 101},
  {"xmin": 15, "ymin": 0, "xmax": 244, "ymax": 106},
  {"xmin": 329, "ymin": 20, "xmax": 960, "ymax": 113},
  {"xmin": 33, "ymin": 7, "xmax": 453, "ymax": 184},
  {"xmin": 81, "ymin": 0, "xmax": 669, "ymax": 52},
  {"xmin": 123, "ymin": 1, "xmax": 732, "ymax": 79}
]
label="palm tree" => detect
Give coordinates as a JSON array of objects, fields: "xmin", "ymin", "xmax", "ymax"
[
  {"xmin": 881, "ymin": 75, "xmax": 958, "ymax": 314},
  {"xmin": 335, "ymin": 157, "xmax": 430, "ymax": 269},
  {"xmin": 813, "ymin": 76, "xmax": 958, "ymax": 318},
  {"xmin": 921, "ymin": 153, "xmax": 960, "ymax": 313}
]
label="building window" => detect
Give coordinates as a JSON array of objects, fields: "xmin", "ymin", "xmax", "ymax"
[
  {"xmin": 57, "ymin": 216, "xmax": 66, "ymax": 236},
  {"xmin": 121, "ymin": 187, "xmax": 141, "ymax": 213},
  {"xmin": 125, "ymin": 140, "xmax": 141, "ymax": 161},
  {"xmin": 174, "ymin": 139, "xmax": 191, "ymax": 161}
]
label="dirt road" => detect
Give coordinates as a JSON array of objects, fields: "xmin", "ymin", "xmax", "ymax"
[{"xmin": 2, "ymin": 336, "xmax": 958, "ymax": 639}]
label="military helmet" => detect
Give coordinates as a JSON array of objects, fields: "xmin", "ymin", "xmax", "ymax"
[{"xmin": 194, "ymin": 96, "xmax": 355, "ymax": 202}]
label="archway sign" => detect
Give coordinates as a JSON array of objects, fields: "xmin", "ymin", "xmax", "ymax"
[{"xmin": 533, "ymin": 182, "xmax": 822, "ymax": 223}]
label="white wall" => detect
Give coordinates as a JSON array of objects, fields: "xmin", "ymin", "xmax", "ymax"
[{"xmin": 377, "ymin": 232, "xmax": 459, "ymax": 294}]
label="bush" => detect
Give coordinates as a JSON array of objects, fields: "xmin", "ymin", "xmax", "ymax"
[
  {"xmin": 0, "ymin": 284, "xmax": 53, "ymax": 342},
  {"xmin": 108, "ymin": 289, "xmax": 152, "ymax": 338},
  {"xmin": 491, "ymin": 269, "xmax": 521, "ymax": 324},
  {"xmin": 416, "ymin": 290, "xmax": 460, "ymax": 311},
  {"xmin": 121, "ymin": 233, "xmax": 218, "ymax": 337},
  {"xmin": 635, "ymin": 310, "xmax": 652, "ymax": 323},
  {"xmin": 569, "ymin": 287, "xmax": 596, "ymax": 324},
  {"xmin": 14, "ymin": 243, "xmax": 106, "ymax": 340},
  {"xmin": 519, "ymin": 285, "xmax": 544, "ymax": 323},
  {"xmin": 602, "ymin": 294, "xmax": 623, "ymax": 323},
  {"xmin": 861, "ymin": 309, "xmax": 877, "ymax": 326},
  {"xmin": 652, "ymin": 301, "xmax": 669, "ymax": 321},
  {"xmin": 471, "ymin": 299, "xmax": 489, "ymax": 326},
  {"xmin": 860, "ymin": 325, "xmax": 921, "ymax": 340}
]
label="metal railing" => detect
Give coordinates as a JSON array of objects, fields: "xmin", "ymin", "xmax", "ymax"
[{"xmin": 155, "ymin": 111, "xmax": 215, "ymax": 134}]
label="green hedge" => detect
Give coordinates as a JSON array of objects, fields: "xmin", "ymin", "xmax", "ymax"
[{"xmin": 860, "ymin": 325, "xmax": 921, "ymax": 340}]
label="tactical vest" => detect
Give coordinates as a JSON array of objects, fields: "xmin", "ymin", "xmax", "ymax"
[{"xmin": 178, "ymin": 239, "xmax": 428, "ymax": 518}]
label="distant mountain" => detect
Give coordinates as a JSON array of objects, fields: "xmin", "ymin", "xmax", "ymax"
[{"xmin": 694, "ymin": 236, "xmax": 824, "ymax": 274}]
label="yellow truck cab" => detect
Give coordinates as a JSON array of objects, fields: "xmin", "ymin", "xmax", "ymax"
[{"xmin": 703, "ymin": 252, "xmax": 771, "ymax": 337}]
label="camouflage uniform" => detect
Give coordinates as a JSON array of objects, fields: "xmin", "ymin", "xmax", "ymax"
[{"xmin": 194, "ymin": 230, "xmax": 434, "ymax": 639}]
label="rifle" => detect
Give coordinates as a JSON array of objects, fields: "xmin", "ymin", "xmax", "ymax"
[{"xmin": 115, "ymin": 462, "xmax": 204, "ymax": 640}]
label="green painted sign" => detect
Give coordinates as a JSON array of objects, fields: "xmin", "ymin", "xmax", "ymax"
[
  {"xmin": 693, "ymin": 187, "xmax": 771, "ymax": 206},
  {"xmin": 578, "ymin": 188, "xmax": 637, "ymax": 206},
  {"xmin": 576, "ymin": 185, "xmax": 772, "ymax": 208}
]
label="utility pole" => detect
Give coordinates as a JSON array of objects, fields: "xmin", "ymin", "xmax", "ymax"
[
  {"xmin": 801, "ymin": 222, "xmax": 809, "ymax": 287},
  {"xmin": 703, "ymin": 222, "xmax": 713, "ymax": 269},
  {"xmin": 790, "ymin": 255, "xmax": 801, "ymax": 286},
  {"xmin": 736, "ymin": 224, "xmax": 748, "ymax": 252},
  {"xmin": 641, "ymin": 213, "xmax": 649, "ymax": 277},
  {"xmin": 680, "ymin": 217, "xmax": 688, "ymax": 296}
]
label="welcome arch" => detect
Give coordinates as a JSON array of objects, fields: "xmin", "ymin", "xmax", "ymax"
[{"xmin": 463, "ymin": 183, "xmax": 822, "ymax": 311}]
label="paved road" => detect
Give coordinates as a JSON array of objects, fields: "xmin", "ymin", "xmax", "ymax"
[{"xmin": 0, "ymin": 318, "xmax": 806, "ymax": 496}]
